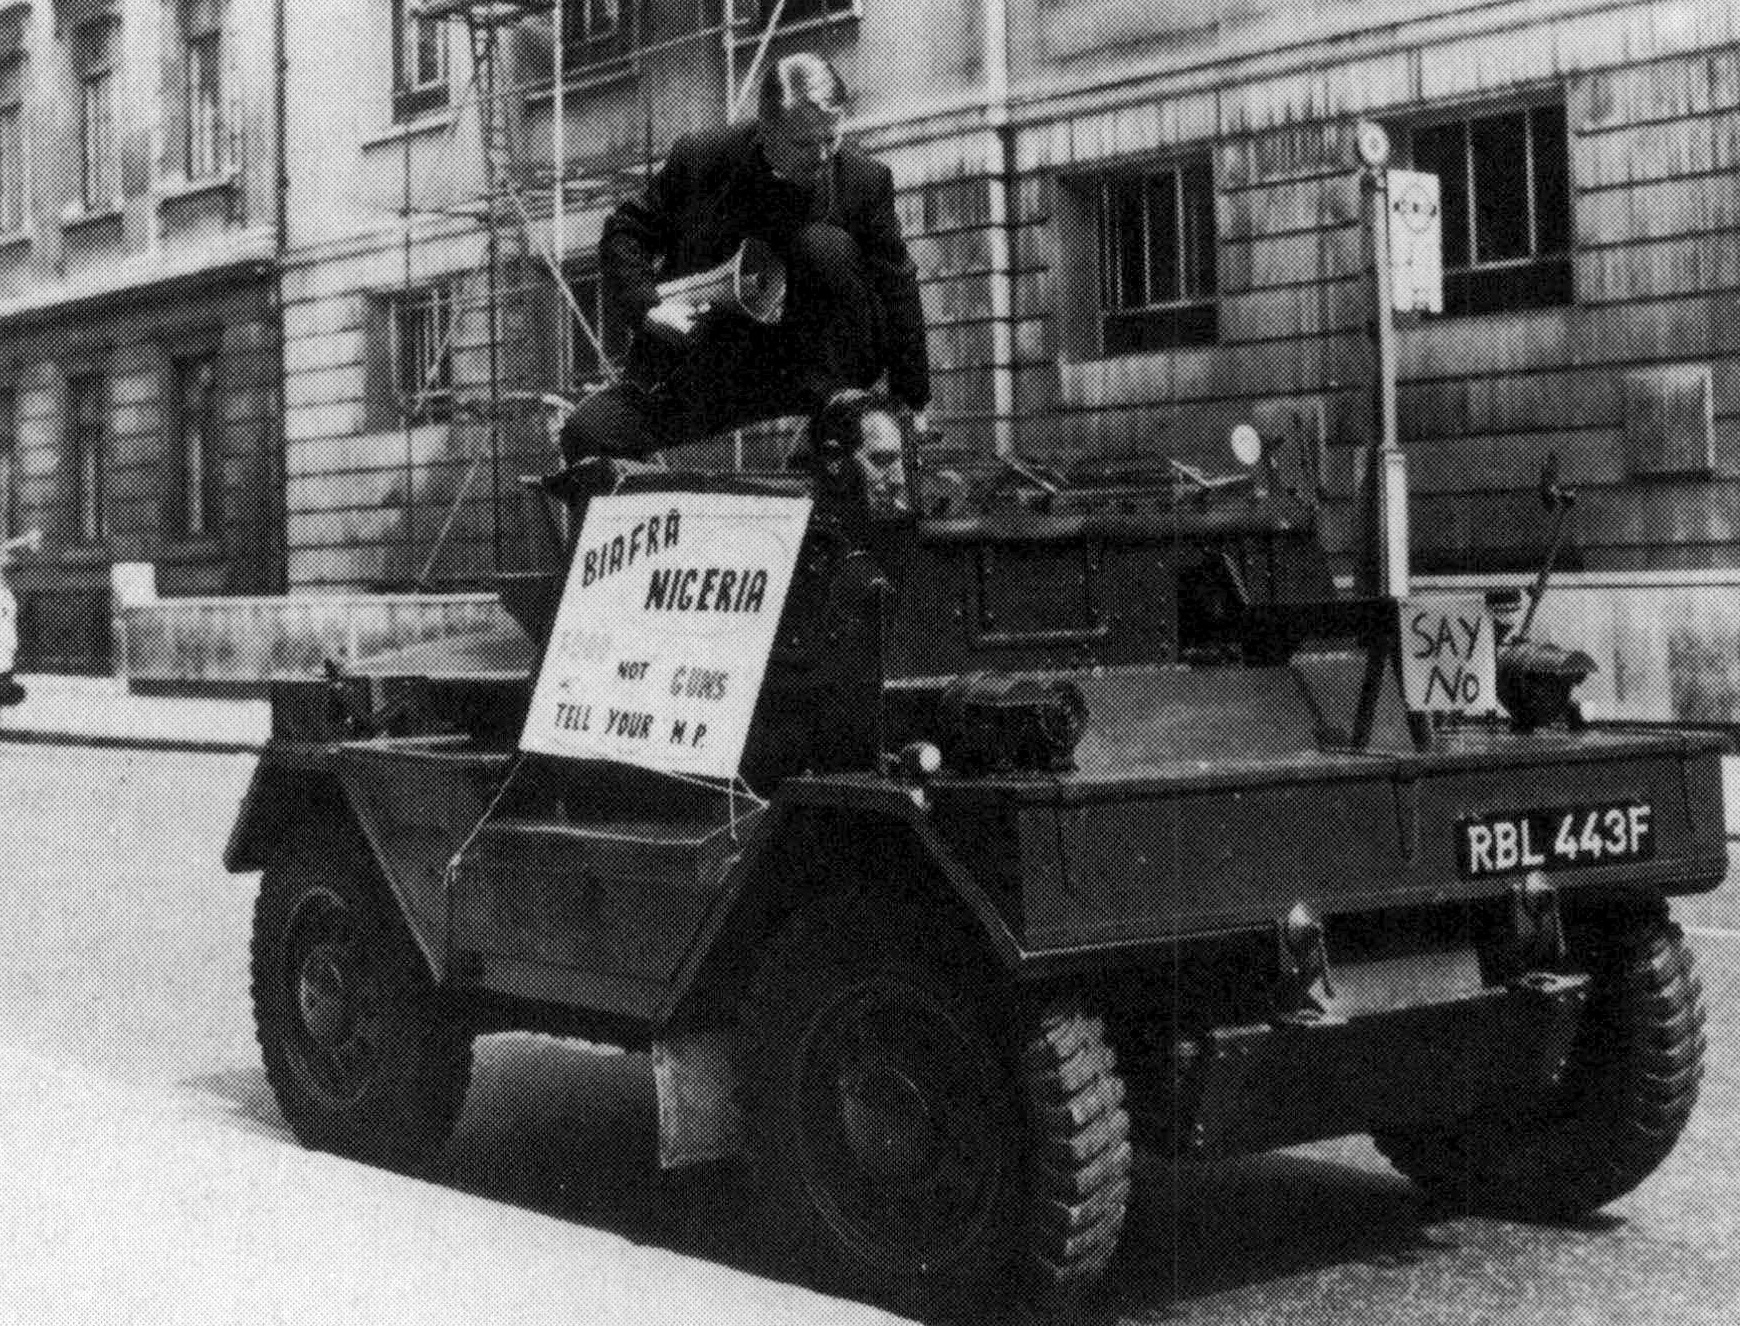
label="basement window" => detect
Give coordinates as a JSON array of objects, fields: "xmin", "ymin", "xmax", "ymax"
[
  {"xmin": 67, "ymin": 371, "xmax": 108, "ymax": 544},
  {"xmin": 172, "ymin": 354, "xmax": 222, "ymax": 540}
]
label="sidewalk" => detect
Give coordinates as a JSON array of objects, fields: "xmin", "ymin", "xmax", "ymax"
[
  {"xmin": 0, "ymin": 674, "xmax": 268, "ymax": 755},
  {"xmin": 0, "ymin": 1043, "xmax": 885, "ymax": 1326}
]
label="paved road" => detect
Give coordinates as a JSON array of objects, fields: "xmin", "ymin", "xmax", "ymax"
[{"xmin": 1, "ymin": 742, "xmax": 1738, "ymax": 1324}]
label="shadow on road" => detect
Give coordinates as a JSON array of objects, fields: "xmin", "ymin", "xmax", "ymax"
[
  {"xmin": 186, "ymin": 1038, "xmax": 1461, "ymax": 1326},
  {"xmin": 184, "ymin": 1034, "xmax": 781, "ymax": 1279},
  {"xmin": 1091, "ymin": 1151, "xmax": 1443, "ymax": 1322},
  {"xmin": 436, "ymin": 1034, "xmax": 771, "ymax": 1275},
  {"xmin": 182, "ymin": 1062, "xmax": 291, "ymax": 1142}
]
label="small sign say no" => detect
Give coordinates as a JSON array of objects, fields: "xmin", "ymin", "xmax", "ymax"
[{"xmin": 1399, "ymin": 596, "xmax": 1498, "ymax": 715}]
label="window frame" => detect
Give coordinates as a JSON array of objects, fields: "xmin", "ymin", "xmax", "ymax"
[
  {"xmin": 391, "ymin": 283, "xmax": 456, "ymax": 423},
  {"xmin": 392, "ymin": 0, "xmax": 449, "ymax": 121},
  {"xmin": 183, "ymin": 23, "xmax": 224, "ymax": 181},
  {"xmin": 170, "ymin": 353, "xmax": 222, "ymax": 541},
  {"xmin": 0, "ymin": 34, "xmax": 24, "ymax": 235},
  {"xmin": 1401, "ymin": 100, "xmax": 1573, "ymax": 318},
  {"xmin": 74, "ymin": 18, "xmax": 120, "ymax": 214},
  {"xmin": 561, "ymin": 0, "xmax": 637, "ymax": 78},
  {"xmin": 1089, "ymin": 155, "xmax": 1219, "ymax": 357},
  {"xmin": 66, "ymin": 371, "xmax": 108, "ymax": 545},
  {"xmin": 564, "ymin": 266, "xmax": 629, "ymax": 387},
  {"xmin": 0, "ymin": 385, "xmax": 18, "ymax": 542},
  {"xmin": 736, "ymin": 0, "xmax": 860, "ymax": 39}
]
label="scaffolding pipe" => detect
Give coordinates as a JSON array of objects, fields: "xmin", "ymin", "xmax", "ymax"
[
  {"xmin": 723, "ymin": 0, "xmax": 737, "ymax": 124},
  {"xmin": 553, "ymin": 0, "xmax": 567, "ymax": 382},
  {"xmin": 984, "ymin": 0, "xmax": 1014, "ymax": 456},
  {"xmin": 400, "ymin": 35, "xmax": 417, "ymax": 581},
  {"xmin": 483, "ymin": 20, "xmax": 505, "ymax": 573},
  {"xmin": 733, "ymin": 0, "xmax": 792, "ymax": 119}
]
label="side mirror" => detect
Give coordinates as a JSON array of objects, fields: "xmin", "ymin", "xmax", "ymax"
[{"xmin": 1537, "ymin": 450, "xmax": 1573, "ymax": 512}]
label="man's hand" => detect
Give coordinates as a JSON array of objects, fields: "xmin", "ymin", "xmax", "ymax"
[{"xmin": 644, "ymin": 298, "xmax": 705, "ymax": 345}]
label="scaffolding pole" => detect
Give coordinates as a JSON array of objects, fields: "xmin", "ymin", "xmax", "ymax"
[{"xmin": 394, "ymin": 0, "xmax": 822, "ymax": 573}]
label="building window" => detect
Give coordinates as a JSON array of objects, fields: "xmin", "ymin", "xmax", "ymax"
[
  {"xmin": 743, "ymin": 0, "xmax": 856, "ymax": 29},
  {"xmin": 67, "ymin": 373, "xmax": 107, "ymax": 544},
  {"xmin": 75, "ymin": 20, "xmax": 119, "ymax": 213},
  {"xmin": 392, "ymin": 0, "xmax": 448, "ymax": 120},
  {"xmin": 1409, "ymin": 103, "xmax": 1572, "ymax": 316},
  {"xmin": 562, "ymin": 0, "xmax": 635, "ymax": 75},
  {"xmin": 0, "ymin": 30, "xmax": 23, "ymax": 234},
  {"xmin": 1094, "ymin": 157, "xmax": 1218, "ymax": 355},
  {"xmin": 172, "ymin": 355, "xmax": 220, "ymax": 539},
  {"xmin": 393, "ymin": 285, "xmax": 455, "ymax": 421},
  {"xmin": 0, "ymin": 387, "xmax": 18, "ymax": 540},
  {"xmin": 184, "ymin": 15, "xmax": 223, "ymax": 180},
  {"xmin": 566, "ymin": 270, "xmax": 628, "ymax": 386}
]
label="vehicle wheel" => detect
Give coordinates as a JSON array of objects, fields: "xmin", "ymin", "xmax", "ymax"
[
  {"xmin": 251, "ymin": 826, "xmax": 473, "ymax": 1168},
  {"xmin": 1375, "ymin": 912, "xmax": 1704, "ymax": 1218},
  {"xmin": 738, "ymin": 894, "xmax": 1132, "ymax": 1315}
]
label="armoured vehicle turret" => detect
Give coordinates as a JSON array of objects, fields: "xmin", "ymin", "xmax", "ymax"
[{"xmin": 228, "ymin": 395, "xmax": 1725, "ymax": 1317}]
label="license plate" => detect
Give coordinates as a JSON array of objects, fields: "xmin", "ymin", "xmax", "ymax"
[{"xmin": 1457, "ymin": 802, "xmax": 1655, "ymax": 878}]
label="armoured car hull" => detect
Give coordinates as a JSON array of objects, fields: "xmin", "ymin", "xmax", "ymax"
[{"xmin": 230, "ymin": 455, "xmax": 1725, "ymax": 1315}]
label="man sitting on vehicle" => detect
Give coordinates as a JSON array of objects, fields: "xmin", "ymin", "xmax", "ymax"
[
  {"xmin": 792, "ymin": 388, "xmax": 914, "ymax": 520},
  {"xmin": 559, "ymin": 53, "xmax": 931, "ymax": 464}
]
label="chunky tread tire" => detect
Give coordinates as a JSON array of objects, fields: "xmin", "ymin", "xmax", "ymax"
[
  {"xmin": 1375, "ymin": 915, "xmax": 1704, "ymax": 1219},
  {"xmin": 738, "ymin": 894, "xmax": 1132, "ymax": 1316},
  {"xmin": 251, "ymin": 826, "xmax": 473, "ymax": 1169},
  {"xmin": 1022, "ymin": 1002, "xmax": 1133, "ymax": 1300}
]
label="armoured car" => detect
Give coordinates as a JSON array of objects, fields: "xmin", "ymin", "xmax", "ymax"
[{"xmin": 228, "ymin": 397, "xmax": 1724, "ymax": 1315}]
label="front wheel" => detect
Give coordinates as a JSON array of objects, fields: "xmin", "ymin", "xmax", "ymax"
[
  {"xmin": 738, "ymin": 894, "xmax": 1132, "ymax": 1315},
  {"xmin": 1375, "ymin": 911, "xmax": 1705, "ymax": 1218},
  {"xmin": 251, "ymin": 826, "xmax": 473, "ymax": 1168}
]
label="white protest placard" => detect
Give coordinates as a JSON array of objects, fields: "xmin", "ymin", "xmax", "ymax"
[
  {"xmin": 1387, "ymin": 169, "xmax": 1443, "ymax": 314},
  {"xmin": 520, "ymin": 489, "xmax": 813, "ymax": 778},
  {"xmin": 1398, "ymin": 595, "xmax": 1498, "ymax": 716}
]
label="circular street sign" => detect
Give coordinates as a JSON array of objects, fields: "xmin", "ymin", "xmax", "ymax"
[{"xmin": 1356, "ymin": 120, "xmax": 1391, "ymax": 169}]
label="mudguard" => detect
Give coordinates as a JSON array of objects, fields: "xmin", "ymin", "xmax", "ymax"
[
  {"xmin": 223, "ymin": 744, "xmax": 343, "ymax": 874},
  {"xmin": 225, "ymin": 738, "xmax": 478, "ymax": 985},
  {"xmin": 660, "ymin": 772, "xmax": 1023, "ymax": 1028}
]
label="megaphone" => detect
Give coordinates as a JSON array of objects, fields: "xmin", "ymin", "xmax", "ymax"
[{"xmin": 656, "ymin": 238, "xmax": 787, "ymax": 325}]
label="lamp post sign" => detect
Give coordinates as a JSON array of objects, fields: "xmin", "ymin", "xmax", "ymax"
[{"xmin": 1387, "ymin": 168, "xmax": 1443, "ymax": 314}]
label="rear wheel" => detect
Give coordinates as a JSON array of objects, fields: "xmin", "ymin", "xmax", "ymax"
[
  {"xmin": 251, "ymin": 826, "xmax": 473, "ymax": 1168},
  {"xmin": 1375, "ymin": 912, "xmax": 1704, "ymax": 1218},
  {"xmin": 738, "ymin": 894, "xmax": 1132, "ymax": 1315}
]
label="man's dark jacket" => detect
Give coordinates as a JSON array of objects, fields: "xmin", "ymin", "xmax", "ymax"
[{"xmin": 601, "ymin": 121, "xmax": 931, "ymax": 410}]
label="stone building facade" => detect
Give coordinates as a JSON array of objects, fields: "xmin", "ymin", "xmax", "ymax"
[
  {"xmin": 0, "ymin": 0, "xmax": 282, "ymax": 670},
  {"xmin": 279, "ymin": 1, "xmax": 1740, "ymax": 577},
  {"xmin": 272, "ymin": 0, "xmax": 1740, "ymax": 714}
]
